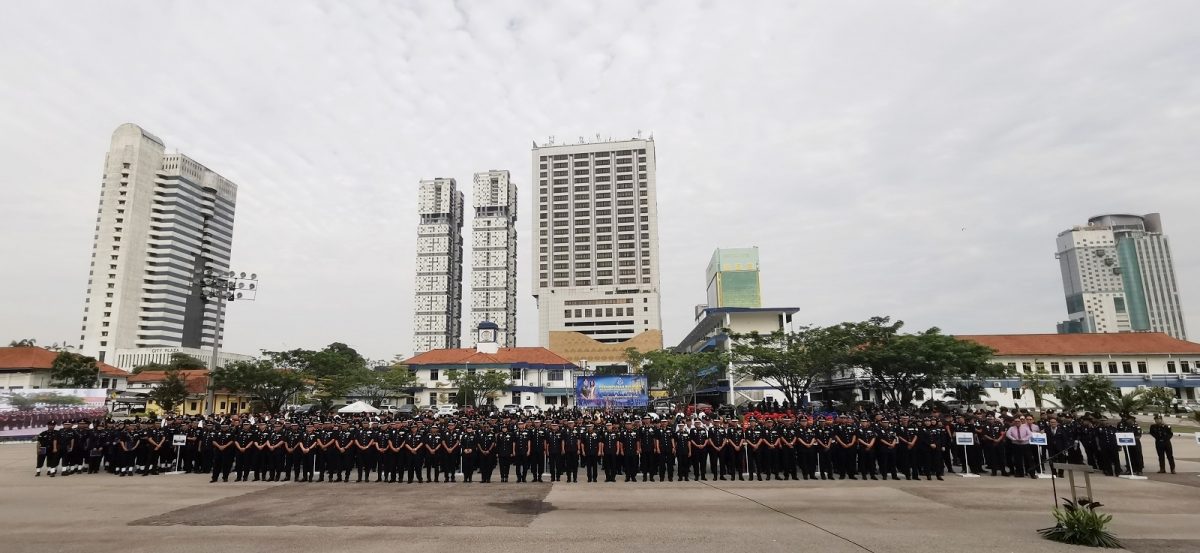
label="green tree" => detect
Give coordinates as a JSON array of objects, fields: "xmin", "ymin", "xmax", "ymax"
[
  {"xmin": 1020, "ymin": 368, "xmax": 1059, "ymax": 409},
  {"xmin": 50, "ymin": 351, "xmax": 100, "ymax": 388},
  {"xmin": 1056, "ymin": 375, "xmax": 1117, "ymax": 414},
  {"xmin": 9, "ymin": 392, "xmax": 85, "ymax": 410},
  {"xmin": 1142, "ymin": 386, "xmax": 1176, "ymax": 413},
  {"xmin": 626, "ymin": 348, "xmax": 724, "ymax": 401},
  {"xmin": 1108, "ymin": 389, "xmax": 1147, "ymax": 418},
  {"xmin": 356, "ymin": 366, "xmax": 420, "ymax": 407},
  {"xmin": 846, "ymin": 317, "xmax": 1007, "ymax": 406},
  {"xmin": 261, "ymin": 343, "xmax": 369, "ymax": 411},
  {"xmin": 212, "ymin": 359, "xmax": 309, "ymax": 414},
  {"xmin": 446, "ymin": 369, "xmax": 512, "ymax": 407},
  {"xmin": 8, "ymin": 338, "xmax": 37, "ymax": 347},
  {"xmin": 945, "ymin": 381, "xmax": 987, "ymax": 409},
  {"xmin": 148, "ymin": 369, "xmax": 189, "ymax": 413},
  {"xmin": 728, "ymin": 326, "xmax": 853, "ymax": 406}
]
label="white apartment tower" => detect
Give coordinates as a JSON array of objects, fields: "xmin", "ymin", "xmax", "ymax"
[
  {"xmin": 79, "ymin": 123, "xmax": 238, "ymax": 364},
  {"xmin": 1056, "ymin": 213, "xmax": 1187, "ymax": 340},
  {"xmin": 413, "ymin": 178, "xmax": 465, "ymax": 354},
  {"xmin": 531, "ymin": 137, "xmax": 663, "ymax": 352},
  {"xmin": 470, "ymin": 170, "xmax": 518, "ymax": 347}
]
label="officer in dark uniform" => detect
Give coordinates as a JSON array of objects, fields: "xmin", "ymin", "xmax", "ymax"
[
  {"xmin": 460, "ymin": 424, "xmax": 479, "ymax": 482},
  {"xmin": 638, "ymin": 418, "xmax": 658, "ymax": 481},
  {"xmin": 877, "ymin": 420, "xmax": 899, "ymax": 479},
  {"xmin": 530, "ymin": 419, "xmax": 547, "ymax": 482},
  {"xmin": 655, "ymin": 419, "xmax": 674, "ymax": 482},
  {"xmin": 795, "ymin": 417, "xmax": 817, "ymax": 480},
  {"xmin": 1117, "ymin": 416, "xmax": 1144, "ymax": 475},
  {"xmin": 514, "ymin": 422, "xmax": 532, "ymax": 482},
  {"xmin": 602, "ymin": 422, "xmax": 620, "ymax": 482},
  {"xmin": 689, "ymin": 420, "xmax": 711, "ymax": 480},
  {"xmin": 477, "ymin": 422, "xmax": 498, "ymax": 483},
  {"xmin": 814, "ymin": 417, "xmax": 834, "ymax": 480},
  {"xmin": 706, "ymin": 419, "xmax": 725, "ymax": 478},
  {"xmin": 209, "ymin": 423, "xmax": 235, "ymax": 482},
  {"xmin": 496, "ymin": 422, "xmax": 515, "ymax": 483},
  {"xmin": 561, "ymin": 420, "xmax": 580, "ymax": 482},
  {"xmin": 856, "ymin": 419, "xmax": 879, "ymax": 479},
  {"xmin": 620, "ymin": 420, "xmax": 641, "ymax": 481},
  {"xmin": 1149, "ymin": 415, "xmax": 1176, "ymax": 474},
  {"xmin": 35, "ymin": 422, "xmax": 59, "ymax": 477},
  {"xmin": 981, "ymin": 416, "xmax": 1008, "ymax": 476},
  {"xmin": 763, "ymin": 419, "xmax": 783, "ymax": 480},
  {"xmin": 918, "ymin": 417, "xmax": 946, "ymax": 480},
  {"xmin": 354, "ymin": 422, "xmax": 378, "ymax": 482},
  {"xmin": 297, "ymin": 424, "xmax": 318, "ymax": 481},
  {"xmin": 546, "ymin": 422, "xmax": 564, "ymax": 482},
  {"xmin": 581, "ymin": 422, "xmax": 603, "ymax": 482},
  {"xmin": 833, "ymin": 416, "xmax": 858, "ymax": 480},
  {"xmin": 779, "ymin": 418, "xmax": 799, "ymax": 480}
]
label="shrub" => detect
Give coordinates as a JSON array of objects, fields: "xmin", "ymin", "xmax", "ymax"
[{"xmin": 1038, "ymin": 498, "xmax": 1121, "ymax": 548}]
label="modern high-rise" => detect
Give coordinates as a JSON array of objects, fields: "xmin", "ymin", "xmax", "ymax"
[
  {"xmin": 1056, "ymin": 213, "xmax": 1187, "ymax": 340},
  {"xmin": 706, "ymin": 247, "xmax": 762, "ymax": 309},
  {"xmin": 532, "ymin": 137, "xmax": 663, "ymax": 368},
  {"xmin": 79, "ymin": 123, "xmax": 238, "ymax": 364},
  {"xmin": 469, "ymin": 170, "xmax": 518, "ymax": 347},
  {"xmin": 413, "ymin": 178, "xmax": 465, "ymax": 354}
]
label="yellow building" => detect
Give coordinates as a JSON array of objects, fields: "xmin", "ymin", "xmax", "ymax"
[{"xmin": 126, "ymin": 369, "xmax": 255, "ymax": 415}]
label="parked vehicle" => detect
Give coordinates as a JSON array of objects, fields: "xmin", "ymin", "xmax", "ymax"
[
  {"xmin": 434, "ymin": 405, "xmax": 459, "ymax": 417},
  {"xmin": 501, "ymin": 404, "xmax": 521, "ymax": 415}
]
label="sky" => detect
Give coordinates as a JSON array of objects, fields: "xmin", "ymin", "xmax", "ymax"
[{"xmin": 2, "ymin": 1, "xmax": 1199, "ymax": 362}]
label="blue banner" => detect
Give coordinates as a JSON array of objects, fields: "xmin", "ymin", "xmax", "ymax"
[{"xmin": 575, "ymin": 375, "xmax": 649, "ymax": 408}]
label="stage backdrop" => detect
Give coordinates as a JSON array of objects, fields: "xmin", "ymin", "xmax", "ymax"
[{"xmin": 575, "ymin": 375, "xmax": 649, "ymax": 408}]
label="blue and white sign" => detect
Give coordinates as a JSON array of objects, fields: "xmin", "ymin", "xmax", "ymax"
[
  {"xmin": 1029, "ymin": 432, "xmax": 1047, "ymax": 446},
  {"xmin": 954, "ymin": 432, "xmax": 975, "ymax": 446},
  {"xmin": 1115, "ymin": 432, "xmax": 1136, "ymax": 447}
]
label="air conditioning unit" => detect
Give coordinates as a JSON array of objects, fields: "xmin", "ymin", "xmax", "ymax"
[
  {"xmin": 1136, "ymin": 384, "xmax": 1147, "ymax": 390},
  {"xmin": 1142, "ymin": 374, "xmax": 1152, "ymax": 381},
  {"xmin": 992, "ymin": 381, "xmax": 1001, "ymax": 388},
  {"xmin": 1177, "ymin": 374, "xmax": 1185, "ymax": 380}
]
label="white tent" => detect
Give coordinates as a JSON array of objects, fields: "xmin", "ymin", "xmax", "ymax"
[{"xmin": 338, "ymin": 400, "xmax": 380, "ymax": 414}]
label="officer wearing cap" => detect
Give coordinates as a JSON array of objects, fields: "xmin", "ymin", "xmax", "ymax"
[{"xmin": 1149, "ymin": 415, "xmax": 1176, "ymax": 474}]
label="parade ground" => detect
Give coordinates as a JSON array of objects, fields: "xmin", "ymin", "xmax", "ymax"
[{"xmin": 3, "ymin": 440, "xmax": 1200, "ymax": 553}]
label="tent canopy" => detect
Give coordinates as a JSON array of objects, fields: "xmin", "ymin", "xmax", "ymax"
[{"xmin": 338, "ymin": 400, "xmax": 379, "ymax": 414}]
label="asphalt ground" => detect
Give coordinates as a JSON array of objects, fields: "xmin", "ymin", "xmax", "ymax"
[{"xmin": 4, "ymin": 438, "xmax": 1200, "ymax": 553}]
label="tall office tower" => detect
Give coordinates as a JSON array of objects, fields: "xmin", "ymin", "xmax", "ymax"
[
  {"xmin": 413, "ymin": 178, "xmax": 465, "ymax": 354},
  {"xmin": 1056, "ymin": 213, "xmax": 1187, "ymax": 340},
  {"xmin": 79, "ymin": 123, "xmax": 238, "ymax": 363},
  {"xmin": 532, "ymin": 137, "xmax": 663, "ymax": 367},
  {"xmin": 470, "ymin": 170, "xmax": 518, "ymax": 347},
  {"xmin": 706, "ymin": 247, "xmax": 763, "ymax": 309}
]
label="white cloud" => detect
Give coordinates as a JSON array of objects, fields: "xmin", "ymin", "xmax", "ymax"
[{"xmin": 2, "ymin": 1, "xmax": 1199, "ymax": 359}]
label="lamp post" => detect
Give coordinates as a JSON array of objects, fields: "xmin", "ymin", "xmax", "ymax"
[{"xmin": 195, "ymin": 269, "xmax": 259, "ymax": 415}]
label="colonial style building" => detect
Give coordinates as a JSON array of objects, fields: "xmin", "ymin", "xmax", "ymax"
[
  {"xmin": 0, "ymin": 346, "xmax": 128, "ymax": 392},
  {"xmin": 405, "ymin": 322, "xmax": 580, "ymax": 408}
]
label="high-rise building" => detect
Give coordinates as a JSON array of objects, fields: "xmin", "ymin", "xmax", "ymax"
[
  {"xmin": 469, "ymin": 170, "xmax": 518, "ymax": 347},
  {"xmin": 79, "ymin": 123, "xmax": 238, "ymax": 363},
  {"xmin": 413, "ymin": 177, "xmax": 465, "ymax": 354},
  {"xmin": 706, "ymin": 247, "xmax": 762, "ymax": 309},
  {"xmin": 532, "ymin": 137, "xmax": 663, "ymax": 368},
  {"xmin": 1056, "ymin": 213, "xmax": 1187, "ymax": 340}
]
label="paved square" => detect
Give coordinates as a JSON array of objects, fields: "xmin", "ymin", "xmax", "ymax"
[{"xmin": 3, "ymin": 440, "xmax": 1200, "ymax": 553}]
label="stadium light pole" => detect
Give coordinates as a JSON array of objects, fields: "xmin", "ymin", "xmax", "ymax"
[{"xmin": 195, "ymin": 269, "xmax": 259, "ymax": 416}]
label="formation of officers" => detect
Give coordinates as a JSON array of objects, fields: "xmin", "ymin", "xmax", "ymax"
[{"xmin": 33, "ymin": 407, "xmax": 1176, "ymax": 482}]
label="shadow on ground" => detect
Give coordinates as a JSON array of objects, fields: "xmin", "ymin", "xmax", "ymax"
[{"xmin": 130, "ymin": 482, "xmax": 554, "ymax": 527}]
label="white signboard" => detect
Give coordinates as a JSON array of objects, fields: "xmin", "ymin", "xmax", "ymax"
[
  {"xmin": 1115, "ymin": 432, "xmax": 1136, "ymax": 447},
  {"xmin": 172, "ymin": 434, "xmax": 187, "ymax": 446},
  {"xmin": 1029, "ymin": 432, "xmax": 1048, "ymax": 446},
  {"xmin": 954, "ymin": 432, "xmax": 975, "ymax": 446}
]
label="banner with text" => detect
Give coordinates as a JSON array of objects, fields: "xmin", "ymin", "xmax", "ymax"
[{"xmin": 575, "ymin": 375, "xmax": 649, "ymax": 408}]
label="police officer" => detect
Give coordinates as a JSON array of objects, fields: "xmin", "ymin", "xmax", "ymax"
[
  {"xmin": 833, "ymin": 416, "xmax": 858, "ymax": 480},
  {"xmin": 561, "ymin": 420, "xmax": 580, "ymax": 483},
  {"xmin": 477, "ymin": 422, "xmax": 498, "ymax": 483},
  {"xmin": 620, "ymin": 420, "xmax": 641, "ymax": 482},
  {"xmin": 209, "ymin": 423, "xmax": 235, "ymax": 483},
  {"xmin": 35, "ymin": 422, "xmax": 59, "ymax": 477},
  {"xmin": 581, "ymin": 422, "xmax": 602, "ymax": 482},
  {"xmin": 546, "ymin": 422, "xmax": 564, "ymax": 482},
  {"xmin": 496, "ymin": 422, "xmax": 515, "ymax": 483},
  {"xmin": 638, "ymin": 417, "xmax": 658, "ymax": 481},
  {"xmin": 877, "ymin": 420, "xmax": 899, "ymax": 480},
  {"xmin": 1149, "ymin": 415, "xmax": 1176, "ymax": 474},
  {"xmin": 514, "ymin": 422, "xmax": 532, "ymax": 483}
]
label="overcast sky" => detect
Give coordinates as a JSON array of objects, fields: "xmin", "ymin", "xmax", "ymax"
[{"xmin": 2, "ymin": 1, "xmax": 1199, "ymax": 362}]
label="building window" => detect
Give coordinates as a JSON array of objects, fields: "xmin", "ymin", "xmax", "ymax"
[
  {"xmin": 429, "ymin": 370, "xmax": 438, "ymax": 381},
  {"xmin": 190, "ymin": 401, "xmax": 198, "ymax": 411},
  {"xmin": 219, "ymin": 401, "xmax": 226, "ymax": 410},
  {"xmin": 1050, "ymin": 362, "xmax": 1060, "ymax": 374},
  {"xmin": 429, "ymin": 393, "xmax": 437, "ymax": 406},
  {"xmin": 1093, "ymin": 362, "xmax": 1103, "ymax": 374},
  {"xmin": 1021, "ymin": 362, "xmax": 1031, "ymax": 374},
  {"xmin": 1013, "ymin": 389, "xmax": 1022, "ymax": 400},
  {"xmin": 1136, "ymin": 361, "xmax": 1147, "ymax": 374},
  {"xmin": 1121, "ymin": 362, "xmax": 1132, "ymax": 374},
  {"xmin": 1182, "ymin": 361, "xmax": 1192, "ymax": 372},
  {"xmin": 1167, "ymin": 361, "xmax": 1177, "ymax": 373},
  {"xmin": 1064, "ymin": 362, "xmax": 1074, "ymax": 374},
  {"xmin": 511, "ymin": 368, "xmax": 521, "ymax": 380},
  {"xmin": 548, "ymin": 370, "xmax": 563, "ymax": 381},
  {"xmin": 1108, "ymin": 362, "xmax": 1118, "ymax": 374}
]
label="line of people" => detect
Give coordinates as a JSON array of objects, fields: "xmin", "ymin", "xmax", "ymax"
[{"xmin": 32, "ymin": 408, "xmax": 1176, "ymax": 481}]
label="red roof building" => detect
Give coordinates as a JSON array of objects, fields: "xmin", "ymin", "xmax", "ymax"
[{"xmin": 0, "ymin": 346, "xmax": 128, "ymax": 391}]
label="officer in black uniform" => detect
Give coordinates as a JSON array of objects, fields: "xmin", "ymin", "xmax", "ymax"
[
  {"xmin": 477, "ymin": 423, "xmax": 498, "ymax": 483},
  {"xmin": 514, "ymin": 422, "xmax": 532, "ymax": 482},
  {"xmin": 833, "ymin": 416, "xmax": 858, "ymax": 480},
  {"xmin": 1149, "ymin": 415, "xmax": 1176, "ymax": 474},
  {"xmin": 919, "ymin": 418, "xmax": 945, "ymax": 480},
  {"xmin": 602, "ymin": 422, "xmax": 620, "ymax": 482},
  {"xmin": 620, "ymin": 420, "xmax": 641, "ymax": 481},
  {"xmin": 209, "ymin": 423, "xmax": 235, "ymax": 483},
  {"xmin": 689, "ymin": 420, "xmax": 711, "ymax": 480},
  {"xmin": 460, "ymin": 424, "xmax": 479, "ymax": 482},
  {"xmin": 406, "ymin": 422, "xmax": 427, "ymax": 483},
  {"xmin": 546, "ymin": 422, "xmax": 564, "ymax": 482},
  {"xmin": 877, "ymin": 420, "xmax": 899, "ymax": 479},
  {"xmin": 856, "ymin": 419, "xmax": 879, "ymax": 479},
  {"xmin": 496, "ymin": 422, "xmax": 515, "ymax": 483},
  {"xmin": 297, "ymin": 424, "xmax": 318, "ymax": 481},
  {"xmin": 35, "ymin": 422, "xmax": 59, "ymax": 477},
  {"xmin": 581, "ymin": 422, "xmax": 602, "ymax": 482},
  {"xmin": 561, "ymin": 420, "xmax": 580, "ymax": 483},
  {"xmin": 655, "ymin": 419, "xmax": 674, "ymax": 482},
  {"xmin": 529, "ymin": 420, "xmax": 547, "ymax": 482},
  {"xmin": 638, "ymin": 418, "xmax": 658, "ymax": 481}
]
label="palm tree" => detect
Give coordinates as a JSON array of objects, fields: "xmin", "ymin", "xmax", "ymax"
[
  {"xmin": 1020, "ymin": 368, "xmax": 1058, "ymax": 410},
  {"xmin": 1108, "ymin": 389, "xmax": 1147, "ymax": 418},
  {"xmin": 945, "ymin": 382, "xmax": 987, "ymax": 409}
]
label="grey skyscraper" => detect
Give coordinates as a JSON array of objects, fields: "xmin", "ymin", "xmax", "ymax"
[
  {"xmin": 470, "ymin": 170, "xmax": 517, "ymax": 347},
  {"xmin": 413, "ymin": 177, "xmax": 465, "ymax": 353},
  {"xmin": 1056, "ymin": 213, "xmax": 1187, "ymax": 340},
  {"xmin": 532, "ymin": 137, "xmax": 663, "ymax": 367},
  {"xmin": 79, "ymin": 124, "xmax": 238, "ymax": 363}
]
